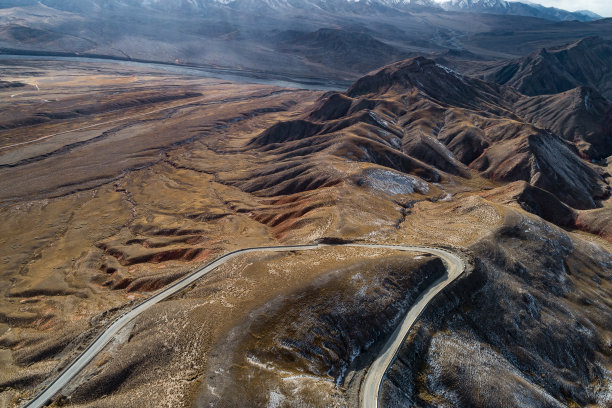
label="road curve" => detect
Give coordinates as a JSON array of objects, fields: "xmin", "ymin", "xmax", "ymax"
[
  {"xmin": 359, "ymin": 246, "xmax": 464, "ymax": 408},
  {"xmin": 23, "ymin": 243, "xmax": 464, "ymax": 408}
]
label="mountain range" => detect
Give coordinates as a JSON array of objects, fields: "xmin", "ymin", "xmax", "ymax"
[
  {"xmin": 482, "ymin": 36, "xmax": 612, "ymax": 100},
  {"xmin": 0, "ymin": 0, "xmax": 610, "ymax": 83},
  {"xmin": 0, "ymin": 0, "xmax": 601, "ymax": 21},
  {"xmin": 442, "ymin": 0, "xmax": 600, "ymax": 21},
  {"xmin": 2, "ymin": 0, "xmax": 612, "ymax": 406}
]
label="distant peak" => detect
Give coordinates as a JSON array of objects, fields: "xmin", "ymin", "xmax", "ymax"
[
  {"xmin": 574, "ymin": 9, "xmax": 602, "ymax": 19},
  {"xmin": 346, "ymin": 56, "xmax": 484, "ymax": 101},
  {"xmin": 446, "ymin": 0, "xmax": 509, "ymax": 10},
  {"xmin": 442, "ymin": 0, "xmax": 599, "ymax": 22},
  {"xmin": 484, "ymin": 37, "xmax": 612, "ymax": 101}
]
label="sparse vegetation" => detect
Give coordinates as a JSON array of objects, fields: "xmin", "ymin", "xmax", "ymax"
[{"xmin": 1, "ymin": 3, "xmax": 611, "ymax": 407}]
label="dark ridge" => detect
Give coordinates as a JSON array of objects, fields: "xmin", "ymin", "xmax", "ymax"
[
  {"xmin": 483, "ymin": 36, "xmax": 612, "ymax": 100},
  {"xmin": 480, "ymin": 181, "xmax": 577, "ymax": 227},
  {"xmin": 515, "ymin": 86, "xmax": 612, "ymax": 159}
]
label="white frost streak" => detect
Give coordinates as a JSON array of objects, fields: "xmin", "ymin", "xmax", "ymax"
[
  {"xmin": 435, "ymin": 64, "xmax": 465, "ymax": 82},
  {"xmin": 363, "ymin": 169, "xmax": 429, "ymax": 195},
  {"xmin": 267, "ymin": 389, "xmax": 284, "ymax": 408}
]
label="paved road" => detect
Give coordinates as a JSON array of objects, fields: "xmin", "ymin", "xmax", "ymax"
[
  {"xmin": 23, "ymin": 243, "xmax": 464, "ymax": 408},
  {"xmin": 359, "ymin": 247, "xmax": 465, "ymax": 408}
]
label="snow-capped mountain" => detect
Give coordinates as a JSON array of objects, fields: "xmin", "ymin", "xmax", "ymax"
[
  {"xmin": 3, "ymin": 0, "xmax": 598, "ymax": 21},
  {"xmin": 164, "ymin": 0, "xmax": 439, "ymax": 10},
  {"xmin": 447, "ymin": 0, "xmax": 509, "ymax": 11},
  {"xmin": 28, "ymin": 0, "xmax": 439, "ymax": 13},
  {"xmin": 442, "ymin": 0, "xmax": 600, "ymax": 21},
  {"xmin": 575, "ymin": 10, "xmax": 602, "ymax": 20}
]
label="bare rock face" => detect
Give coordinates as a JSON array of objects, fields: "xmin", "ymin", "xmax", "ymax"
[
  {"xmin": 514, "ymin": 86, "xmax": 612, "ymax": 160},
  {"xmin": 470, "ymin": 129, "xmax": 608, "ymax": 210},
  {"xmin": 276, "ymin": 28, "xmax": 410, "ymax": 75},
  {"xmin": 484, "ymin": 36, "xmax": 612, "ymax": 100},
  {"xmin": 250, "ymin": 56, "xmax": 610, "ymax": 211},
  {"xmin": 199, "ymin": 255, "xmax": 446, "ymax": 407},
  {"xmin": 346, "ymin": 57, "xmax": 505, "ymax": 110},
  {"xmin": 479, "ymin": 181, "xmax": 576, "ymax": 227},
  {"xmin": 382, "ymin": 210, "xmax": 612, "ymax": 408}
]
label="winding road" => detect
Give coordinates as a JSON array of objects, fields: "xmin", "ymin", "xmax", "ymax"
[
  {"xmin": 359, "ymin": 246, "xmax": 464, "ymax": 408},
  {"xmin": 23, "ymin": 243, "xmax": 464, "ymax": 408}
]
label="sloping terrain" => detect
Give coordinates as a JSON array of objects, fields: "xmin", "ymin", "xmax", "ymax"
[
  {"xmin": 276, "ymin": 28, "xmax": 410, "ymax": 76},
  {"xmin": 442, "ymin": 0, "xmax": 600, "ymax": 21},
  {"xmin": 382, "ymin": 209, "xmax": 612, "ymax": 407},
  {"xmin": 514, "ymin": 86, "xmax": 612, "ymax": 159},
  {"xmin": 0, "ymin": 59, "xmax": 324, "ymax": 406},
  {"xmin": 1, "ymin": 46, "xmax": 612, "ymax": 408},
  {"xmin": 483, "ymin": 36, "xmax": 612, "ymax": 99},
  {"xmin": 244, "ymin": 56, "xmax": 610, "ymax": 210},
  {"xmin": 1, "ymin": 0, "xmax": 611, "ymax": 82}
]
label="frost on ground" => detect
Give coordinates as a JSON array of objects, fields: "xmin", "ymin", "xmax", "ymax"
[
  {"xmin": 198, "ymin": 253, "xmax": 445, "ymax": 407},
  {"xmin": 382, "ymin": 209, "xmax": 612, "ymax": 408},
  {"xmin": 361, "ymin": 168, "xmax": 429, "ymax": 195},
  {"xmin": 426, "ymin": 333, "xmax": 565, "ymax": 408}
]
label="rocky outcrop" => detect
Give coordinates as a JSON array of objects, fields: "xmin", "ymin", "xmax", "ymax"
[
  {"xmin": 382, "ymin": 210, "xmax": 612, "ymax": 407},
  {"xmin": 514, "ymin": 86, "xmax": 612, "ymax": 159},
  {"xmin": 249, "ymin": 56, "xmax": 610, "ymax": 210},
  {"xmin": 479, "ymin": 181, "xmax": 576, "ymax": 227},
  {"xmin": 200, "ymin": 254, "xmax": 447, "ymax": 406},
  {"xmin": 483, "ymin": 37, "xmax": 612, "ymax": 100}
]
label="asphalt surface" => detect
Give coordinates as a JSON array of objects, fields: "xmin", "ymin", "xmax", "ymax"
[
  {"xmin": 359, "ymin": 246, "xmax": 465, "ymax": 408},
  {"xmin": 23, "ymin": 243, "xmax": 465, "ymax": 408}
]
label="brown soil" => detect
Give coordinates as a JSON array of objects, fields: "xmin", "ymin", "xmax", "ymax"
[{"xmin": 0, "ymin": 54, "xmax": 611, "ymax": 408}]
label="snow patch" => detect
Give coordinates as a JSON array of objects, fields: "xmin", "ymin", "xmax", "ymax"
[
  {"xmin": 436, "ymin": 63, "xmax": 464, "ymax": 81},
  {"xmin": 267, "ymin": 389, "xmax": 285, "ymax": 408},
  {"xmin": 362, "ymin": 169, "xmax": 429, "ymax": 195}
]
